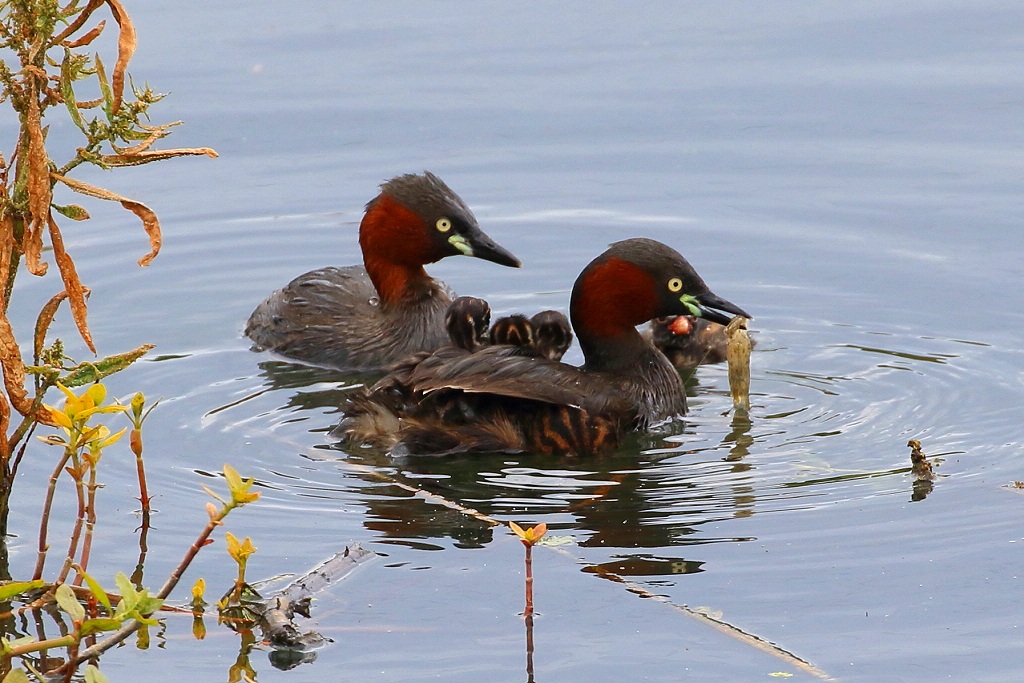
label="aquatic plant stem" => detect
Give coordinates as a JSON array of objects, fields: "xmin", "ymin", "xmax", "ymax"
[
  {"xmin": 62, "ymin": 639, "xmax": 80, "ymax": 683},
  {"xmin": 73, "ymin": 462, "xmax": 100, "ymax": 586},
  {"xmin": 60, "ymin": 506, "xmax": 229, "ymax": 670},
  {"xmin": 3, "ymin": 633, "xmax": 76, "ymax": 658},
  {"xmin": 57, "ymin": 453, "xmax": 87, "ymax": 584},
  {"xmin": 130, "ymin": 426, "xmax": 152, "ymax": 522},
  {"xmin": 523, "ymin": 543, "xmax": 535, "ymax": 618},
  {"xmin": 33, "ymin": 449, "xmax": 73, "ymax": 580},
  {"xmin": 130, "ymin": 424, "xmax": 152, "ymax": 587}
]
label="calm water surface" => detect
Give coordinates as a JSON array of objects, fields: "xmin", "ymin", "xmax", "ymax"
[{"xmin": 4, "ymin": 2, "xmax": 1023, "ymax": 681}]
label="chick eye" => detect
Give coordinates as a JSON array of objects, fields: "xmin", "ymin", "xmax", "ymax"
[
  {"xmin": 667, "ymin": 277, "xmax": 683, "ymax": 293},
  {"xmin": 436, "ymin": 217, "xmax": 452, "ymax": 233}
]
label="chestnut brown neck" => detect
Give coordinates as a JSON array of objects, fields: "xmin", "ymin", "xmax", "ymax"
[
  {"xmin": 569, "ymin": 257, "xmax": 658, "ymax": 371},
  {"xmin": 359, "ymin": 194, "xmax": 442, "ymax": 306}
]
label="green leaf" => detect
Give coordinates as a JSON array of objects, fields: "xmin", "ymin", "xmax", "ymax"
[
  {"xmin": 54, "ymin": 584, "xmax": 85, "ymax": 622},
  {"xmin": 113, "ymin": 572, "xmax": 139, "ymax": 610},
  {"xmin": 95, "ymin": 54, "xmax": 113, "ymax": 116},
  {"xmin": 59, "ymin": 344, "xmax": 155, "ymax": 387},
  {"xmin": 84, "ymin": 664, "xmax": 110, "ymax": 683},
  {"xmin": 223, "ymin": 464, "xmax": 260, "ymax": 506},
  {"xmin": 133, "ymin": 594, "xmax": 164, "ymax": 619},
  {"xmin": 131, "ymin": 611, "xmax": 161, "ymax": 627},
  {"xmin": 23, "ymin": 365, "xmax": 61, "ymax": 382},
  {"xmin": 2, "ymin": 668, "xmax": 32, "ymax": 683},
  {"xmin": 60, "ymin": 50, "xmax": 88, "ymax": 134},
  {"xmin": 0, "ymin": 579, "xmax": 46, "ymax": 601},
  {"xmin": 77, "ymin": 570, "xmax": 112, "ymax": 614},
  {"xmin": 53, "ymin": 203, "xmax": 91, "ymax": 221},
  {"xmin": 79, "ymin": 618, "xmax": 123, "ymax": 636}
]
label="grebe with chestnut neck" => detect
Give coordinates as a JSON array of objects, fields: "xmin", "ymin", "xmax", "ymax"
[
  {"xmin": 244, "ymin": 172, "xmax": 520, "ymax": 370},
  {"xmin": 341, "ymin": 237, "xmax": 750, "ymax": 456}
]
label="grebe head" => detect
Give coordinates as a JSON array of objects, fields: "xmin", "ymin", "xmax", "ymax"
[
  {"xmin": 360, "ymin": 171, "xmax": 520, "ymax": 270},
  {"xmin": 569, "ymin": 238, "xmax": 749, "ymax": 362}
]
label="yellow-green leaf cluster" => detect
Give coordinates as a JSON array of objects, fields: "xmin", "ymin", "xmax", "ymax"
[
  {"xmin": 223, "ymin": 464, "xmax": 260, "ymax": 507},
  {"xmin": 39, "ymin": 381, "xmax": 128, "ymax": 452},
  {"xmin": 225, "ymin": 532, "xmax": 257, "ymax": 565},
  {"xmin": 509, "ymin": 521, "xmax": 548, "ymax": 547}
]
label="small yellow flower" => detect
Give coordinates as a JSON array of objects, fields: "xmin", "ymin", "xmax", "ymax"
[
  {"xmin": 130, "ymin": 392, "xmax": 146, "ymax": 425},
  {"xmin": 222, "ymin": 464, "xmax": 260, "ymax": 507},
  {"xmin": 224, "ymin": 532, "xmax": 257, "ymax": 564},
  {"xmin": 509, "ymin": 521, "xmax": 548, "ymax": 546},
  {"xmin": 43, "ymin": 382, "xmax": 127, "ymax": 437}
]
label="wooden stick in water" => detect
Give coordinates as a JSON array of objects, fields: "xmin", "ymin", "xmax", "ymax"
[{"xmin": 725, "ymin": 316, "xmax": 751, "ymax": 415}]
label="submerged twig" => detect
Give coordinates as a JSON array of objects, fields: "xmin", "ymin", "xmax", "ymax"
[
  {"xmin": 725, "ymin": 316, "xmax": 752, "ymax": 415},
  {"xmin": 584, "ymin": 560, "xmax": 835, "ymax": 679},
  {"xmin": 258, "ymin": 545, "xmax": 375, "ymax": 649}
]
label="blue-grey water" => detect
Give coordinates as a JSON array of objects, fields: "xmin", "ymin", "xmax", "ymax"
[{"xmin": 3, "ymin": 2, "xmax": 1023, "ymax": 681}]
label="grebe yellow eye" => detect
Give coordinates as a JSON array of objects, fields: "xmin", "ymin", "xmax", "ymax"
[
  {"xmin": 667, "ymin": 277, "xmax": 683, "ymax": 293},
  {"xmin": 436, "ymin": 217, "xmax": 452, "ymax": 232}
]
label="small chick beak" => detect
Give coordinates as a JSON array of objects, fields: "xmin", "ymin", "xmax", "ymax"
[
  {"xmin": 693, "ymin": 291, "xmax": 751, "ymax": 326},
  {"xmin": 450, "ymin": 227, "xmax": 521, "ymax": 268}
]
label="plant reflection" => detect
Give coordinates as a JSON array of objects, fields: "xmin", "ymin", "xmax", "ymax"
[
  {"xmin": 227, "ymin": 630, "xmax": 259, "ymax": 683},
  {"xmin": 524, "ymin": 613, "xmax": 536, "ymax": 683}
]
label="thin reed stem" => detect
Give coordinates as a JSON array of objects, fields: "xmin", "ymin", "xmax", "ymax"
[{"xmin": 33, "ymin": 449, "xmax": 73, "ymax": 580}]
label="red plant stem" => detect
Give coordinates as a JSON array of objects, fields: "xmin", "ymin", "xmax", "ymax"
[
  {"xmin": 131, "ymin": 427, "xmax": 151, "ymax": 519},
  {"xmin": 33, "ymin": 448, "xmax": 73, "ymax": 580},
  {"xmin": 524, "ymin": 543, "xmax": 534, "ymax": 618},
  {"xmin": 62, "ymin": 637, "xmax": 80, "ymax": 683},
  {"xmin": 73, "ymin": 463, "xmax": 100, "ymax": 586},
  {"xmin": 8, "ymin": 392, "xmax": 48, "ymax": 454},
  {"xmin": 8, "ymin": 419, "xmax": 36, "ymax": 480},
  {"xmin": 57, "ymin": 452, "xmax": 87, "ymax": 584},
  {"xmin": 130, "ymin": 427, "xmax": 151, "ymax": 587}
]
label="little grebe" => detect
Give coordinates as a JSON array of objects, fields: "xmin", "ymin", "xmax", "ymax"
[
  {"xmin": 489, "ymin": 314, "xmax": 534, "ymax": 348},
  {"xmin": 244, "ymin": 172, "xmax": 520, "ymax": 370},
  {"xmin": 529, "ymin": 310, "xmax": 573, "ymax": 361},
  {"xmin": 445, "ymin": 296, "xmax": 492, "ymax": 352},
  {"xmin": 342, "ymin": 238, "xmax": 750, "ymax": 456}
]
